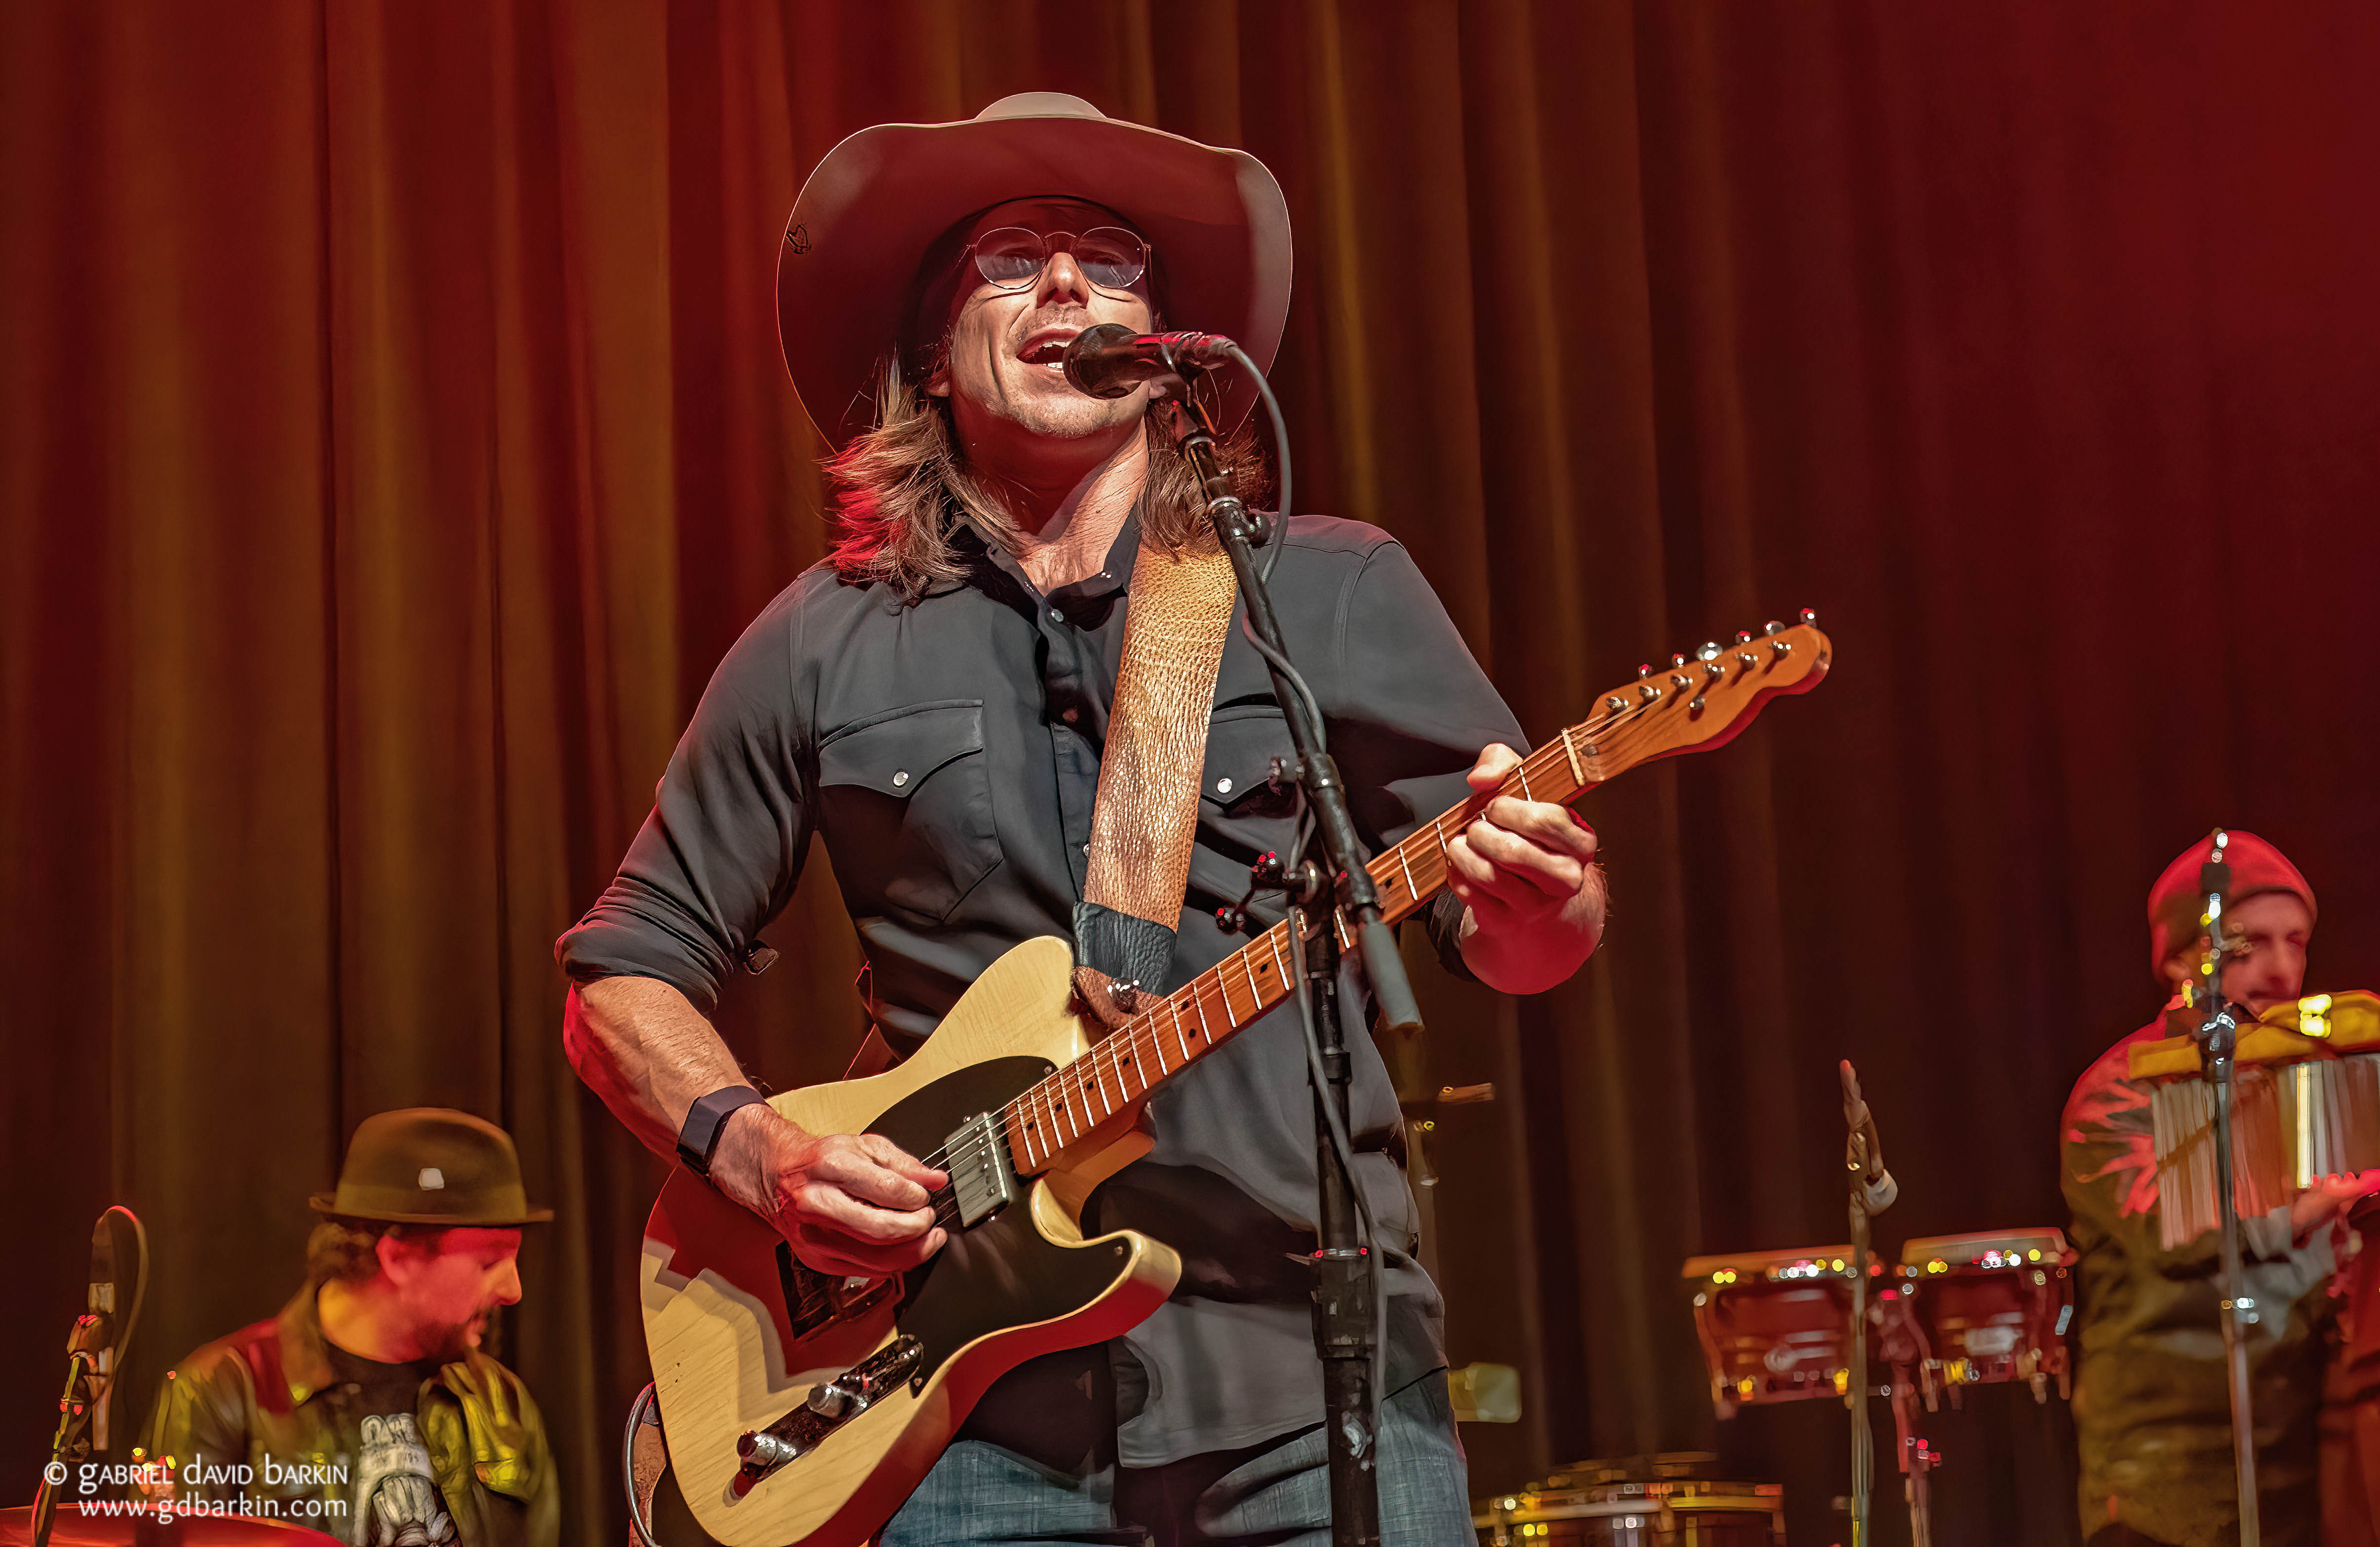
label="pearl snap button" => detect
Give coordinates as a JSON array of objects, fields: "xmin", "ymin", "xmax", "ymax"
[
  {"xmin": 891, "ymin": 770, "xmax": 909, "ymax": 787},
  {"xmin": 1048, "ymin": 608, "xmax": 1064, "ymax": 622},
  {"xmin": 1216, "ymin": 776, "xmax": 1234, "ymax": 794}
]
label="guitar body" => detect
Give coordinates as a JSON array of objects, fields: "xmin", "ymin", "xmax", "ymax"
[{"xmin": 639, "ymin": 937, "xmax": 1181, "ymax": 1547}]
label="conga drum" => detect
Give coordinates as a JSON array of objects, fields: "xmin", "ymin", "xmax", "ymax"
[
  {"xmin": 1682, "ymin": 1245, "xmax": 1876, "ymax": 1417},
  {"xmin": 1895, "ymin": 1228, "xmax": 2075, "ymax": 1406}
]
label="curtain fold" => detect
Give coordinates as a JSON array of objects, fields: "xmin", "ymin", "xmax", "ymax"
[{"xmin": 7, "ymin": 4, "xmax": 2380, "ymax": 1543}]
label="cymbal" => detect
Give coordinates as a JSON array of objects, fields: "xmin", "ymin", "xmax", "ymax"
[{"xmin": 0, "ymin": 1504, "xmax": 341, "ymax": 1544}]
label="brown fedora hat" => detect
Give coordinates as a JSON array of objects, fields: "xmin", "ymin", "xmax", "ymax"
[
  {"xmin": 310, "ymin": 1108, "xmax": 554, "ymax": 1228},
  {"xmin": 777, "ymin": 92, "xmax": 1293, "ymax": 450}
]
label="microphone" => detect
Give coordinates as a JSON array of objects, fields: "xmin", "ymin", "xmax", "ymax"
[
  {"xmin": 34, "ymin": 1207, "xmax": 147, "ymax": 1542},
  {"xmin": 1061, "ymin": 323, "xmax": 1240, "ymax": 399},
  {"xmin": 1840, "ymin": 1060, "xmax": 1899, "ymax": 1215}
]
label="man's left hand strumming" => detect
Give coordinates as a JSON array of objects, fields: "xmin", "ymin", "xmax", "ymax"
[{"xmin": 1448, "ymin": 741, "xmax": 1608, "ymax": 994}]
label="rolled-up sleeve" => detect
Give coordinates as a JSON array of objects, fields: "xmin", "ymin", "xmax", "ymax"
[{"xmin": 555, "ymin": 589, "xmax": 814, "ymax": 1016}]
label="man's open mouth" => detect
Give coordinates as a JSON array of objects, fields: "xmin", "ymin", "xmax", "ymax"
[{"xmin": 1017, "ymin": 331, "xmax": 1078, "ymax": 370}]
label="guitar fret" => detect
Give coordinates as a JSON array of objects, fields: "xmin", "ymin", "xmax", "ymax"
[
  {"xmin": 1515, "ymin": 760, "xmax": 1533, "ymax": 801},
  {"xmin": 1169, "ymin": 997, "xmax": 1193, "ymax": 1063},
  {"xmin": 1193, "ymin": 984, "xmax": 1213, "ymax": 1041},
  {"xmin": 1265, "ymin": 929, "xmax": 1289, "ymax": 1002},
  {"xmin": 1013, "ymin": 1089, "xmax": 1038, "ymax": 1167},
  {"xmin": 1559, "ymin": 725, "xmax": 1584, "ymax": 786},
  {"xmin": 1217, "ymin": 964, "xmax": 1245, "ymax": 1021},
  {"xmin": 1397, "ymin": 844, "xmax": 1417, "ymax": 907}
]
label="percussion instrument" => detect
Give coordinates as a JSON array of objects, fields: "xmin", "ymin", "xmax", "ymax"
[
  {"xmin": 1894, "ymin": 1229, "xmax": 2074, "ymax": 1406},
  {"xmin": 0, "ymin": 1504, "xmax": 341, "ymax": 1544},
  {"xmin": 2130, "ymin": 990, "xmax": 2380, "ymax": 1248},
  {"xmin": 1681, "ymin": 1245, "xmax": 1875, "ymax": 1416},
  {"xmin": 1473, "ymin": 1460, "xmax": 1783, "ymax": 1547}
]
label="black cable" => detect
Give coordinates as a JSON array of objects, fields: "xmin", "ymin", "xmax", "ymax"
[
  {"xmin": 1220, "ymin": 343, "xmax": 1326, "ymax": 749},
  {"xmin": 1228, "ymin": 344, "xmax": 1292, "ymax": 587},
  {"xmin": 1281, "ymin": 801, "xmax": 1388, "ymax": 1414}
]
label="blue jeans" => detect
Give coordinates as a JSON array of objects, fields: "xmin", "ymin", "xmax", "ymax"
[{"xmin": 880, "ymin": 1372, "xmax": 1474, "ymax": 1547}]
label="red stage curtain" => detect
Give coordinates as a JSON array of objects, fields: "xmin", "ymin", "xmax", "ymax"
[{"xmin": 6, "ymin": 4, "xmax": 2379, "ymax": 1543}]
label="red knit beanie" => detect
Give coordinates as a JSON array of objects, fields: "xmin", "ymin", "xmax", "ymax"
[{"xmin": 2145, "ymin": 831, "xmax": 2315, "ymax": 979}]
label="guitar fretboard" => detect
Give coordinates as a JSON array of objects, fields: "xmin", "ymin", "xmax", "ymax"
[{"xmin": 999, "ymin": 711, "xmax": 1634, "ymax": 1173}]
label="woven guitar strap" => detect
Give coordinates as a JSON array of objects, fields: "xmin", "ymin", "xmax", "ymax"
[{"xmin": 1072, "ymin": 538, "xmax": 1239, "ymax": 1029}]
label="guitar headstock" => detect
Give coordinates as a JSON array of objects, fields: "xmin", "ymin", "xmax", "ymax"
[{"xmin": 1563, "ymin": 611, "xmax": 1831, "ymax": 780}]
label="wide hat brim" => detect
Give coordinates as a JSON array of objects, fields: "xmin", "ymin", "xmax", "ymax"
[{"xmin": 777, "ymin": 92, "xmax": 1293, "ymax": 451}]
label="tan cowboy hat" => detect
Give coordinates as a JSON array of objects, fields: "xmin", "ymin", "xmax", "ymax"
[
  {"xmin": 310, "ymin": 1108, "xmax": 554, "ymax": 1227},
  {"xmin": 776, "ymin": 92, "xmax": 1293, "ymax": 449}
]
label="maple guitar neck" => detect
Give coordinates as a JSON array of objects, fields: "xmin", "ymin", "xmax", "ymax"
[{"xmin": 996, "ymin": 617, "xmax": 1832, "ymax": 1177}]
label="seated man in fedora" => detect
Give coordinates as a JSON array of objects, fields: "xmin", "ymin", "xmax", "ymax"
[
  {"xmin": 562, "ymin": 93, "xmax": 1603, "ymax": 1544},
  {"xmin": 145, "ymin": 1108, "xmax": 559, "ymax": 1547}
]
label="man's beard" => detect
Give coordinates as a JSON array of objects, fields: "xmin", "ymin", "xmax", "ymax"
[{"xmin": 424, "ymin": 1311, "xmax": 488, "ymax": 1363}]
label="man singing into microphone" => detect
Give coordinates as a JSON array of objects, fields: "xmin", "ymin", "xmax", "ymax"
[{"xmin": 558, "ymin": 95, "xmax": 1605, "ymax": 1543}]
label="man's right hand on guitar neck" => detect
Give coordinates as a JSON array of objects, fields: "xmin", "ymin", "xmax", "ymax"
[
  {"xmin": 564, "ymin": 975, "xmax": 947, "ymax": 1278},
  {"xmin": 712, "ymin": 1107, "xmax": 949, "ymax": 1278}
]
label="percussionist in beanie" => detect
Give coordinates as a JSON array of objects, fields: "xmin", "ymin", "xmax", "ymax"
[
  {"xmin": 145, "ymin": 1110, "xmax": 560, "ymax": 1547},
  {"xmin": 2062, "ymin": 834, "xmax": 2379, "ymax": 1547},
  {"xmin": 560, "ymin": 94, "xmax": 1605, "ymax": 1545}
]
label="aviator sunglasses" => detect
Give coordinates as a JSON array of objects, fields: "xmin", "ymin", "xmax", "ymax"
[{"xmin": 967, "ymin": 226, "xmax": 1150, "ymax": 294}]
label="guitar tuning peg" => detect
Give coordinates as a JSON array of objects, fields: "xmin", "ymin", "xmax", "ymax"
[
  {"xmin": 1695, "ymin": 641, "xmax": 1721, "ymax": 661},
  {"xmin": 1670, "ymin": 653, "xmax": 1687, "ymax": 669},
  {"xmin": 1762, "ymin": 620, "xmax": 1785, "ymax": 635},
  {"xmin": 1799, "ymin": 607, "xmax": 1818, "ymax": 624},
  {"xmin": 1735, "ymin": 630, "xmax": 1754, "ymax": 644},
  {"xmin": 1637, "ymin": 663, "xmax": 1653, "ymax": 678}
]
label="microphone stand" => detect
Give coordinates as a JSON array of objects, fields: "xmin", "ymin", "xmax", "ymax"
[
  {"xmin": 2193, "ymin": 830, "xmax": 2262, "ymax": 1546},
  {"xmin": 1841, "ymin": 1061, "xmax": 1902, "ymax": 1547},
  {"xmin": 34, "ymin": 1206, "xmax": 147, "ymax": 1547},
  {"xmin": 1153, "ymin": 374, "xmax": 1419, "ymax": 1547}
]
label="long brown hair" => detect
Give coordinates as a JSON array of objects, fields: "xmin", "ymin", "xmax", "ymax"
[{"xmin": 824, "ymin": 357, "xmax": 1271, "ymax": 601}]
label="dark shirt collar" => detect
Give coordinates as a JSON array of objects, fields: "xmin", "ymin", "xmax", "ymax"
[{"xmin": 950, "ymin": 499, "xmax": 1142, "ymax": 610}]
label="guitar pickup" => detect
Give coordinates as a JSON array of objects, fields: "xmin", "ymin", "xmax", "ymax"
[{"xmin": 946, "ymin": 1111, "xmax": 1019, "ymax": 1227}]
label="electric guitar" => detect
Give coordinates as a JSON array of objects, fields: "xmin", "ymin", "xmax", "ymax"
[{"xmin": 639, "ymin": 616, "xmax": 1833, "ymax": 1546}]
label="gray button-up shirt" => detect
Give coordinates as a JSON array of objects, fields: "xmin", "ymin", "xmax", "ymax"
[{"xmin": 558, "ymin": 511, "xmax": 1523, "ymax": 1466}]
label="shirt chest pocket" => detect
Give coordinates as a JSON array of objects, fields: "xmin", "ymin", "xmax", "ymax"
[
  {"xmin": 1198, "ymin": 705, "xmax": 1299, "ymax": 822},
  {"xmin": 817, "ymin": 701, "xmax": 1002, "ymax": 923}
]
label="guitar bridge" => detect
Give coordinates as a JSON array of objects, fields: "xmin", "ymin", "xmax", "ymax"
[
  {"xmin": 733, "ymin": 1336, "xmax": 924, "ymax": 1495},
  {"xmin": 946, "ymin": 1111, "xmax": 1019, "ymax": 1227}
]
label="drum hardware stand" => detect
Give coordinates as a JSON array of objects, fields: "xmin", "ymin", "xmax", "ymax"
[
  {"xmin": 1840, "ymin": 1061, "xmax": 1901, "ymax": 1547},
  {"xmin": 2193, "ymin": 829, "xmax": 2263, "ymax": 1547},
  {"xmin": 1155, "ymin": 356, "xmax": 1418, "ymax": 1547},
  {"xmin": 1873, "ymin": 1291, "xmax": 1938, "ymax": 1547}
]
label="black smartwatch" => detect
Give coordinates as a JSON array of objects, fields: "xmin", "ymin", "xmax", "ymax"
[{"xmin": 676, "ymin": 1085, "xmax": 768, "ymax": 1179}]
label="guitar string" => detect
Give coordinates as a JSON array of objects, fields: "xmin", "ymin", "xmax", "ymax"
[
  {"xmin": 888, "ymin": 663, "xmax": 1755, "ymax": 1230},
  {"xmin": 917, "ymin": 704, "xmax": 1671, "ymax": 1217},
  {"xmin": 916, "ymin": 688, "xmax": 1683, "ymax": 1211}
]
